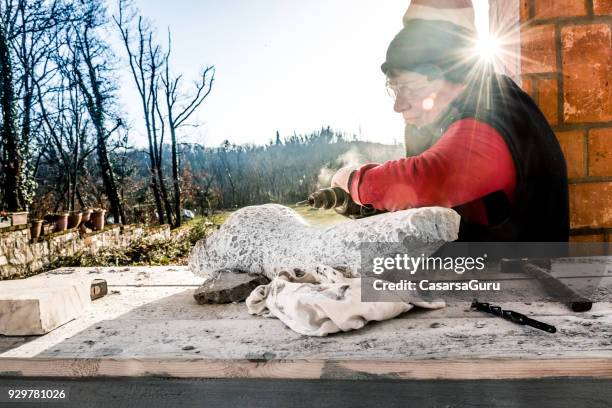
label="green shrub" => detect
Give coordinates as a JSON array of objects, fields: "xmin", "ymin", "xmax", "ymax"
[{"xmin": 45, "ymin": 217, "xmax": 216, "ymax": 270}]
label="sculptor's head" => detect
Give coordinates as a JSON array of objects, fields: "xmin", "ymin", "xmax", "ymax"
[{"xmin": 381, "ymin": 7, "xmax": 478, "ymax": 129}]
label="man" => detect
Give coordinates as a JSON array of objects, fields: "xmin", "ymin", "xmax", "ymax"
[{"xmin": 332, "ymin": 0, "xmax": 569, "ymax": 242}]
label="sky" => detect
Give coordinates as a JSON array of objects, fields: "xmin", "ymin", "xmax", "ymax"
[{"xmin": 113, "ymin": 0, "xmax": 490, "ymax": 148}]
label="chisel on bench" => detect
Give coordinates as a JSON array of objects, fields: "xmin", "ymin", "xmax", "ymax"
[{"xmin": 499, "ymin": 258, "xmax": 592, "ymax": 312}]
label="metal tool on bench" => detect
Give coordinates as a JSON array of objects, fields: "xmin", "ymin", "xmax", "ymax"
[
  {"xmin": 499, "ymin": 258, "xmax": 592, "ymax": 312},
  {"xmin": 471, "ymin": 299, "xmax": 556, "ymax": 333},
  {"xmin": 296, "ymin": 186, "xmax": 382, "ymax": 219},
  {"xmin": 90, "ymin": 279, "xmax": 108, "ymax": 300}
]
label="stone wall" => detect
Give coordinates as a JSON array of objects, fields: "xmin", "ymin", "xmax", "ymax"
[
  {"xmin": 519, "ymin": 0, "xmax": 612, "ymax": 241},
  {"xmin": 0, "ymin": 224, "xmax": 171, "ymax": 280}
]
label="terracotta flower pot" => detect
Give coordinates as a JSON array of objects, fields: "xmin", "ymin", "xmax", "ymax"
[
  {"xmin": 30, "ymin": 219, "xmax": 43, "ymax": 240},
  {"xmin": 68, "ymin": 211, "xmax": 83, "ymax": 229},
  {"xmin": 91, "ymin": 209, "xmax": 106, "ymax": 231},
  {"xmin": 81, "ymin": 208, "xmax": 93, "ymax": 224},
  {"xmin": 52, "ymin": 213, "xmax": 69, "ymax": 232}
]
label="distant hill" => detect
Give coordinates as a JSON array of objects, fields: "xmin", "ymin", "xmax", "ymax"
[{"xmin": 137, "ymin": 128, "xmax": 404, "ymax": 215}]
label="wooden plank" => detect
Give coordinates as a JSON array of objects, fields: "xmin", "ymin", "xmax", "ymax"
[
  {"xmin": 1, "ymin": 265, "xmax": 610, "ymax": 382},
  {"xmin": 3, "ymin": 292, "xmax": 610, "ymax": 359},
  {"xmin": 3, "ymin": 311, "xmax": 610, "ymax": 360},
  {"xmin": 1, "ymin": 280, "xmax": 610, "ymax": 359},
  {"xmin": 1, "ymin": 357, "xmax": 612, "ymax": 380}
]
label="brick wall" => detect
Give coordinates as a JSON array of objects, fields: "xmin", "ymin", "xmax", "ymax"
[{"xmin": 520, "ymin": 0, "xmax": 612, "ymax": 242}]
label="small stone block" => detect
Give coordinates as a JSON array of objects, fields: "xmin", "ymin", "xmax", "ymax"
[
  {"xmin": 0, "ymin": 277, "xmax": 91, "ymax": 335},
  {"xmin": 194, "ymin": 271, "xmax": 270, "ymax": 304}
]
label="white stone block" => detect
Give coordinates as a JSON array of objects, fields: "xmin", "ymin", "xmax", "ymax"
[
  {"xmin": 189, "ymin": 204, "xmax": 460, "ymax": 280},
  {"xmin": 0, "ymin": 277, "xmax": 91, "ymax": 335}
]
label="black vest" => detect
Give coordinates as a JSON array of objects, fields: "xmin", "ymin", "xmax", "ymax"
[{"xmin": 430, "ymin": 74, "xmax": 569, "ymax": 242}]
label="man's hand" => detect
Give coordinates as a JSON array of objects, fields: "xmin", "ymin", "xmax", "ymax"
[{"xmin": 331, "ymin": 166, "xmax": 357, "ymax": 193}]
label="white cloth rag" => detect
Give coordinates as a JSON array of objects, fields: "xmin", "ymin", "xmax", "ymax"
[{"xmin": 246, "ymin": 264, "xmax": 445, "ymax": 336}]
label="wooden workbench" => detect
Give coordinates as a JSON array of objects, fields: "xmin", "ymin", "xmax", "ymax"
[{"xmin": 1, "ymin": 261, "xmax": 611, "ymax": 407}]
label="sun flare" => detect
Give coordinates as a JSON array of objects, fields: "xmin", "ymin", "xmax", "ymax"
[{"xmin": 475, "ymin": 34, "xmax": 502, "ymax": 62}]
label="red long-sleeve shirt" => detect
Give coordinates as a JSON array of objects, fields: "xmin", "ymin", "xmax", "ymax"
[{"xmin": 349, "ymin": 118, "xmax": 517, "ymax": 226}]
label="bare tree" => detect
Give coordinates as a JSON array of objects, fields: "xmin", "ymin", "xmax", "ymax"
[
  {"xmin": 160, "ymin": 30, "xmax": 214, "ymax": 226},
  {"xmin": 113, "ymin": 0, "xmax": 170, "ymax": 224},
  {"xmin": 71, "ymin": 1, "xmax": 125, "ymax": 223},
  {"xmin": 114, "ymin": 1, "xmax": 214, "ymax": 227}
]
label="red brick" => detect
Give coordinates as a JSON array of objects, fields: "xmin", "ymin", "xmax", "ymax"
[
  {"xmin": 521, "ymin": 25, "xmax": 557, "ymax": 74},
  {"xmin": 562, "ymin": 24, "xmax": 612, "ymax": 123},
  {"xmin": 534, "ymin": 0, "xmax": 587, "ymax": 19},
  {"xmin": 521, "ymin": 77, "xmax": 534, "ymax": 96},
  {"xmin": 538, "ymin": 78, "xmax": 558, "ymax": 124},
  {"xmin": 594, "ymin": 0, "xmax": 612, "ymax": 15},
  {"xmin": 569, "ymin": 182, "xmax": 612, "ymax": 229},
  {"xmin": 588, "ymin": 128, "xmax": 612, "ymax": 176},
  {"xmin": 557, "ymin": 130, "xmax": 585, "ymax": 179},
  {"xmin": 570, "ymin": 234, "xmax": 605, "ymax": 242},
  {"xmin": 520, "ymin": 0, "xmax": 531, "ymax": 22}
]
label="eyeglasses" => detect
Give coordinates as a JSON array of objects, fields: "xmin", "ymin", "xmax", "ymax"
[{"xmin": 385, "ymin": 81, "xmax": 431, "ymax": 100}]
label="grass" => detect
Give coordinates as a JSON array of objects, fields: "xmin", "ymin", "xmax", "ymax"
[
  {"xmin": 214, "ymin": 205, "xmax": 346, "ymax": 227},
  {"xmin": 290, "ymin": 205, "xmax": 347, "ymax": 226}
]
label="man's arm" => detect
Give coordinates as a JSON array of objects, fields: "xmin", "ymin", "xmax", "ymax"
[{"xmin": 348, "ymin": 118, "xmax": 517, "ymax": 212}]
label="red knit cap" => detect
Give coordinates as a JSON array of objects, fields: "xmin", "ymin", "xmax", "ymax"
[
  {"xmin": 381, "ymin": 0, "xmax": 478, "ymax": 83},
  {"xmin": 403, "ymin": 0, "xmax": 476, "ymax": 32}
]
